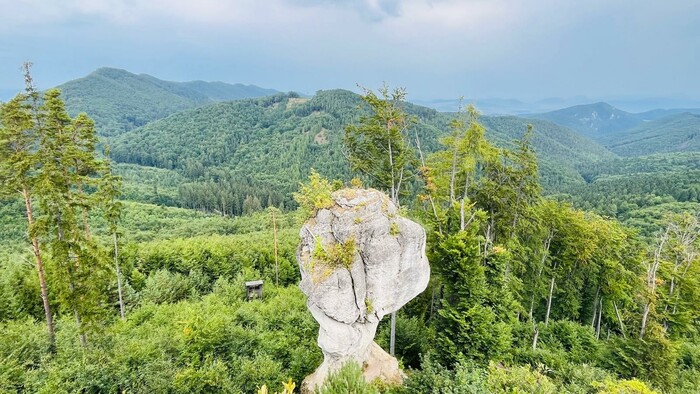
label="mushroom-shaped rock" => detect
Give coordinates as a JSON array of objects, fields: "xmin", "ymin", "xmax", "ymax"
[{"xmin": 297, "ymin": 188, "xmax": 430, "ymax": 391}]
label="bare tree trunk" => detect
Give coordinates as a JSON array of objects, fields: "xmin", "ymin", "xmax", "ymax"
[
  {"xmin": 449, "ymin": 138, "xmax": 459, "ymax": 202},
  {"xmin": 591, "ymin": 287, "xmax": 600, "ymax": 327},
  {"xmin": 595, "ymin": 297, "xmax": 603, "ymax": 339},
  {"xmin": 414, "ymin": 131, "xmax": 441, "ymax": 234},
  {"xmin": 387, "ymin": 136, "xmax": 396, "ymax": 204},
  {"xmin": 390, "ymin": 311, "xmax": 396, "ymax": 356},
  {"xmin": 640, "ymin": 228, "xmax": 669, "ymax": 339},
  {"xmin": 22, "ymin": 187, "xmax": 55, "ymax": 347},
  {"xmin": 114, "ymin": 232, "xmax": 125, "ymax": 320},
  {"xmin": 532, "ymin": 324, "xmax": 540, "ymax": 350},
  {"xmin": 545, "ymin": 262, "xmax": 558, "ymax": 325},
  {"xmin": 613, "ymin": 301, "xmax": 626, "ymax": 338}
]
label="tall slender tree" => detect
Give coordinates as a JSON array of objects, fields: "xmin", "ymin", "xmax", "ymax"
[
  {"xmin": 344, "ymin": 84, "xmax": 416, "ymax": 356},
  {"xmin": 0, "ymin": 93, "xmax": 55, "ymax": 347},
  {"xmin": 34, "ymin": 88, "xmax": 111, "ymax": 345},
  {"xmin": 97, "ymin": 148, "xmax": 126, "ymax": 320},
  {"xmin": 344, "ymin": 84, "xmax": 415, "ymax": 206}
]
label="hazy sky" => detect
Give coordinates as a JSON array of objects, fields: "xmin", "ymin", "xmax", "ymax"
[{"xmin": 1, "ymin": 0, "xmax": 699, "ymax": 102}]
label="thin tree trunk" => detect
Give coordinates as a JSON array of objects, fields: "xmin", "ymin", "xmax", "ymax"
[
  {"xmin": 545, "ymin": 262, "xmax": 558, "ymax": 325},
  {"xmin": 390, "ymin": 311, "xmax": 396, "ymax": 356},
  {"xmin": 415, "ymin": 132, "xmax": 441, "ymax": 234},
  {"xmin": 532, "ymin": 324, "xmax": 540, "ymax": 350},
  {"xmin": 21, "ymin": 187, "xmax": 55, "ymax": 347},
  {"xmin": 640, "ymin": 304, "xmax": 651, "ymax": 340},
  {"xmin": 640, "ymin": 228, "xmax": 669, "ymax": 339},
  {"xmin": 58, "ymin": 210, "xmax": 88, "ymax": 347},
  {"xmin": 272, "ymin": 209, "xmax": 279, "ymax": 285},
  {"xmin": 449, "ymin": 137, "xmax": 460, "ymax": 202},
  {"xmin": 613, "ymin": 301, "xmax": 626, "ymax": 338},
  {"xmin": 114, "ymin": 232, "xmax": 125, "ymax": 320},
  {"xmin": 591, "ymin": 287, "xmax": 600, "ymax": 327},
  {"xmin": 595, "ymin": 297, "xmax": 603, "ymax": 339},
  {"xmin": 77, "ymin": 177, "xmax": 91, "ymax": 241},
  {"xmin": 387, "ymin": 136, "xmax": 396, "ymax": 204}
]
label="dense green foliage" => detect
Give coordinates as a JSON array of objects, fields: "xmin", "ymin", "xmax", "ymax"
[
  {"xmin": 555, "ymin": 153, "xmax": 700, "ymax": 236},
  {"xmin": 58, "ymin": 67, "xmax": 278, "ymax": 137},
  {"xmin": 2, "ymin": 74, "xmax": 700, "ymax": 393},
  {"xmin": 602, "ymin": 113, "xmax": 700, "ymax": 156},
  {"xmin": 0, "ymin": 286, "xmax": 320, "ymax": 393},
  {"xmin": 107, "ymin": 89, "xmax": 614, "ymax": 215}
]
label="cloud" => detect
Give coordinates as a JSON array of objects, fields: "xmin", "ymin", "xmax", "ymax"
[{"xmin": 1, "ymin": 0, "xmax": 698, "ymax": 100}]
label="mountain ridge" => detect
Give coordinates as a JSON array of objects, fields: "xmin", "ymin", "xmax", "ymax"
[
  {"xmin": 108, "ymin": 89, "xmax": 616, "ymax": 212},
  {"xmin": 56, "ymin": 67, "xmax": 278, "ymax": 137}
]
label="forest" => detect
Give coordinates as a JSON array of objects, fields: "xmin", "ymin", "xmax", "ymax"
[{"xmin": 1, "ymin": 70, "xmax": 699, "ymax": 394}]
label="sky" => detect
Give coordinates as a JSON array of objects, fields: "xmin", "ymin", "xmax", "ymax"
[{"xmin": 1, "ymin": 0, "xmax": 699, "ymax": 105}]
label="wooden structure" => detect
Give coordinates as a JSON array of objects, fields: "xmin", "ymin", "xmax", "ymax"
[{"xmin": 245, "ymin": 280, "xmax": 263, "ymax": 301}]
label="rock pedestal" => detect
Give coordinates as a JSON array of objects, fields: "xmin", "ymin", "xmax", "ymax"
[{"xmin": 297, "ymin": 188, "xmax": 430, "ymax": 391}]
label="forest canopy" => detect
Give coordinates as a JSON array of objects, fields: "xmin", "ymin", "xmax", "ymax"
[{"xmin": 1, "ymin": 77, "xmax": 699, "ymax": 393}]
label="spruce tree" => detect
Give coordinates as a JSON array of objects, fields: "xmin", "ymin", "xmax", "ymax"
[
  {"xmin": 0, "ymin": 93, "xmax": 56, "ymax": 347},
  {"xmin": 35, "ymin": 88, "xmax": 111, "ymax": 345}
]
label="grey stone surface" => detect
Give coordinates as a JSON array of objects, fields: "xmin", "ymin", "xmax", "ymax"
[{"xmin": 297, "ymin": 188, "xmax": 430, "ymax": 391}]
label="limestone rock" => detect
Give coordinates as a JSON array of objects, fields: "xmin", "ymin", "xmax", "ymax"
[{"xmin": 297, "ymin": 188, "xmax": 430, "ymax": 391}]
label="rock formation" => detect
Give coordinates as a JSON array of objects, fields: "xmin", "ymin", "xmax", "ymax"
[{"xmin": 297, "ymin": 188, "xmax": 430, "ymax": 391}]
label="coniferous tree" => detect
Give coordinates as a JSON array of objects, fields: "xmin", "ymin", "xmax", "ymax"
[
  {"xmin": 344, "ymin": 85, "xmax": 416, "ymax": 206},
  {"xmin": 34, "ymin": 88, "xmax": 111, "ymax": 345},
  {"xmin": 0, "ymin": 93, "xmax": 56, "ymax": 346}
]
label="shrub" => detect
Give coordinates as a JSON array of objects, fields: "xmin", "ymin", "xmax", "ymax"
[{"xmin": 316, "ymin": 362, "xmax": 378, "ymax": 394}]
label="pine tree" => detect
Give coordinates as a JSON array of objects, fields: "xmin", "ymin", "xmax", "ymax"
[
  {"xmin": 344, "ymin": 84, "xmax": 416, "ymax": 206},
  {"xmin": 0, "ymin": 93, "xmax": 56, "ymax": 347},
  {"xmin": 34, "ymin": 88, "xmax": 111, "ymax": 345}
]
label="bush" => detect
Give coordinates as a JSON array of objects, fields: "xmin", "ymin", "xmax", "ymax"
[
  {"xmin": 486, "ymin": 362, "xmax": 557, "ymax": 394},
  {"xmin": 594, "ymin": 379, "xmax": 658, "ymax": 394},
  {"xmin": 397, "ymin": 355, "xmax": 488, "ymax": 393},
  {"xmin": 602, "ymin": 328, "xmax": 678, "ymax": 391},
  {"xmin": 0, "ymin": 318, "xmax": 52, "ymax": 392},
  {"xmin": 376, "ymin": 315, "xmax": 435, "ymax": 369},
  {"xmin": 316, "ymin": 362, "xmax": 378, "ymax": 394},
  {"xmin": 140, "ymin": 269, "xmax": 192, "ymax": 304}
]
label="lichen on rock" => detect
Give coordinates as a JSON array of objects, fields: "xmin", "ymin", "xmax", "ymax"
[{"xmin": 297, "ymin": 188, "xmax": 430, "ymax": 391}]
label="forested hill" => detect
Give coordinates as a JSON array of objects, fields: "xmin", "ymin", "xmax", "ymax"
[
  {"xmin": 529, "ymin": 102, "xmax": 700, "ymax": 143},
  {"xmin": 56, "ymin": 67, "xmax": 278, "ymax": 137},
  {"xmin": 528, "ymin": 102, "xmax": 641, "ymax": 139},
  {"xmin": 110, "ymin": 89, "xmax": 615, "ymax": 213},
  {"xmin": 601, "ymin": 112, "xmax": 700, "ymax": 156}
]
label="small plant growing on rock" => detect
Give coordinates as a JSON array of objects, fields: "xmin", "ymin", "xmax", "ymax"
[
  {"xmin": 390, "ymin": 222, "xmax": 400, "ymax": 237},
  {"xmin": 365, "ymin": 297, "xmax": 374, "ymax": 313},
  {"xmin": 294, "ymin": 170, "xmax": 334, "ymax": 218},
  {"xmin": 313, "ymin": 236, "xmax": 357, "ymax": 270}
]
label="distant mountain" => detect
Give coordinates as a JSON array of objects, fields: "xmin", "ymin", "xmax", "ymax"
[
  {"xmin": 527, "ymin": 102, "xmax": 643, "ymax": 140},
  {"xmin": 109, "ymin": 89, "xmax": 615, "ymax": 210},
  {"xmin": 602, "ymin": 113, "xmax": 700, "ymax": 156},
  {"xmin": 413, "ymin": 98, "xmax": 530, "ymax": 114},
  {"xmin": 56, "ymin": 67, "xmax": 278, "ymax": 136},
  {"xmin": 636, "ymin": 108, "xmax": 700, "ymax": 121}
]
